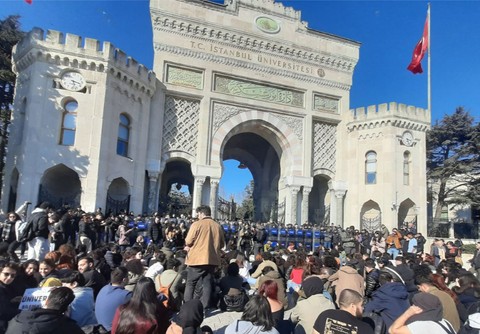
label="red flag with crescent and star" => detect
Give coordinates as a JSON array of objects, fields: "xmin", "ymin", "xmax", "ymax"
[{"xmin": 407, "ymin": 15, "xmax": 429, "ymax": 74}]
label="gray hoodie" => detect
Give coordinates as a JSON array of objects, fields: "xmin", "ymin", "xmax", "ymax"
[{"xmin": 225, "ymin": 320, "xmax": 279, "ymax": 334}]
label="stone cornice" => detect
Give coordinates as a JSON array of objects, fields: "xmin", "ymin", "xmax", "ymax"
[
  {"xmin": 154, "ymin": 43, "xmax": 351, "ymax": 91},
  {"xmin": 151, "ymin": 12, "xmax": 357, "ymax": 74}
]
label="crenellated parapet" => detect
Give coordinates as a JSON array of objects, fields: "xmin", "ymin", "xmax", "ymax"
[
  {"xmin": 12, "ymin": 28, "xmax": 156, "ymax": 93},
  {"xmin": 347, "ymin": 102, "xmax": 431, "ymax": 132},
  {"xmin": 229, "ymin": 0, "xmax": 301, "ymax": 20}
]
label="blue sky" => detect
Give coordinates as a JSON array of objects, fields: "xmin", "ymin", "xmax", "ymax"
[{"xmin": 2, "ymin": 0, "xmax": 480, "ymax": 201}]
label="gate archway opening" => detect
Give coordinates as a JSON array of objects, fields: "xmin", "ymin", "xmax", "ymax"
[
  {"xmin": 360, "ymin": 200, "xmax": 382, "ymax": 232},
  {"xmin": 222, "ymin": 132, "xmax": 280, "ymax": 222},
  {"xmin": 159, "ymin": 159, "xmax": 193, "ymax": 216},
  {"xmin": 106, "ymin": 177, "xmax": 130, "ymax": 215},
  {"xmin": 398, "ymin": 198, "xmax": 417, "ymax": 231},
  {"xmin": 219, "ymin": 159, "xmax": 253, "ymax": 220},
  {"xmin": 309, "ymin": 175, "xmax": 331, "ymax": 226},
  {"xmin": 38, "ymin": 164, "xmax": 81, "ymax": 209}
]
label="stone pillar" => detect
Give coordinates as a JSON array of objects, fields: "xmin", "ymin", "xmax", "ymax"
[
  {"xmin": 210, "ymin": 179, "xmax": 219, "ymax": 219},
  {"xmin": 289, "ymin": 186, "xmax": 300, "ymax": 225},
  {"xmin": 328, "ymin": 180, "xmax": 348, "ymax": 228},
  {"xmin": 335, "ymin": 189, "xmax": 347, "ymax": 228},
  {"xmin": 301, "ymin": 187, "xmax": 312, "ymax": 224},
  {"xmin": 192, "ymin": 177, "xmax": 205, "ymax": 217},
  {"xmin": 147, "ymin": 171, "xmax": 160, "ymax": 214}
]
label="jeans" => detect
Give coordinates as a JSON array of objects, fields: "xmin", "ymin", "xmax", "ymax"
[
  {"xmin": 184, "ymin": 265, "xmax": 215, "ymax": 309},
  {"xmin": 387, "ymin": 247, "xmax": 400, "ymax": 260}
]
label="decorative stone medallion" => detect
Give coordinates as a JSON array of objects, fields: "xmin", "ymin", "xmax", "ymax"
[{"xmin": 255, "ymin": 16, "xmax": 281, "ymax": 34}]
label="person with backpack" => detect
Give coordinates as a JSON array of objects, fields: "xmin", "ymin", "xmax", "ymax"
[
  {"xmin": 1, "ymin": 212, "xmax": 26, "ymax": 262},
  {"xmin": 21, "ymin": 202, "xmax": 51, "ymax": 261}
]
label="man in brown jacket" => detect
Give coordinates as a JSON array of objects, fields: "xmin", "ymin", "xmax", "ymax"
[{"xmin": 183, "ymin": 205, "xmax": 225, "ymax": 309}]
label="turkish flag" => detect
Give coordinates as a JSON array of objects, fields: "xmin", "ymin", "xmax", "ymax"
[
  {"xmin": 407, "ymin": 15, "xmax": 429, "ymax": 74},
  {"xmin": 24, "ymin": 0, "xmax": 32, "ymax": 4}
]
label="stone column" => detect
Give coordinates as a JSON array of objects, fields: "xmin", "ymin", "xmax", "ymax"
[
  {"xmin": 210, "ymin": 179, "xmax": 219, "ymax": 219},
  {"xmin": 301, "ymin": 187, "xmax": 312, "ymax": 225},
  {"xmin": 328, "ymin": 180, "xmax": 348, "ymax": 228},
  {"xmin": 192, "ymin": 177, "xmax": 205, "ymax": 217},
  {"xmin": 289, "ymin": 186, "xmax": 300, "ymax": 225},
  {"xmin": 335, "ymin": 189, "xmax": 347, "ymax": 228},
  {"xmin": 147, "ymin": 171, "xmax": 159, "ymax": 214}
]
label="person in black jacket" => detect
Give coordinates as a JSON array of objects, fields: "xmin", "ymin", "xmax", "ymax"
[
  {"xmin": 22, "ymin": 202, "xmax": 51, "ymax": 261},
  {"xmin": 0, "ymin": 262, "xmax": 21, "ymax": 334},
  {"xmin": 364, "ymin": 258, "xmax": 380, "ymax": 301},
  {"xmin": 148, "ymin": 215, "xmax": 163, "ymax": 245},
  {"xmin": 6, "ymin": 286, "xmax": 83, "ymax": 334}
]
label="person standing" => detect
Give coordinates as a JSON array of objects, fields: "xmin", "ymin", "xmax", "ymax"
[
  {"xmin": 23, "ymin": 202, "xmax": 51, "ymax": 261},
  {"xmin": 183, "ymin": 205, "xmax": 225, "ymax": 309}
]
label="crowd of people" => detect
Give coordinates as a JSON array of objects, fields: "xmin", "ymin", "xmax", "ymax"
[{"xmin": 0, "ymin": 201, "xmax": 480, "ymax": 334}]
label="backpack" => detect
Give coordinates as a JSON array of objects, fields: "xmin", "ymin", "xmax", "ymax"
[
  {"xmin": 157, "ymin": 273, "xmax": 179, "ymax": 311},
  {"xmin": 223, "ymin": 288, "xmax": 248, "ymax": 312},
  {"xmin": 19, "ymin": 220, "xmax": 36, "ymax": 242}
]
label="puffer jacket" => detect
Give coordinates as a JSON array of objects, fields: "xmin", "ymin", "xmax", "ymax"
[
  {"xmin": 365, "ymin": 269, "xmax": 380, "ymax": 298},
  {"xmin": 6, "ymin": 309, "xmax": 84, "ymax": 334},
  {"xmin": 364, "ymin": 282, "xmax": 410, "ymax": 329}
]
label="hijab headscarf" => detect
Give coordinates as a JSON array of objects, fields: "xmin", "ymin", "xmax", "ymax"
[
  {"xmin": 178, "ymin": 299, "xmax": 204, "ymax": 334},
  {"xmin": 406, "ymin": 292, "xmax": 443, "ymax": 324},
  {"xmin": 302, "ymin": 276, "xmax": 324, "ymax": 298}
]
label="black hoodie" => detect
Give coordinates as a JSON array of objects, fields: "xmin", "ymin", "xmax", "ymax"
[{"xmin": 6, "ymin": 309, "xmax": 84, "ymax": 334}]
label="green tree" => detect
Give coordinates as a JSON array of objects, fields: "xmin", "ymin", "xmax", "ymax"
[
  {"xmin": 236, "ymin": 180, "xmax": 254, "ymax": 220},
  {"xmin": 0, "ymin": 15, "xmax": 24, "ymax": 199},
  {"xmin": 427, "ymin": 107, "xmax": 479, "ymax": 219}
]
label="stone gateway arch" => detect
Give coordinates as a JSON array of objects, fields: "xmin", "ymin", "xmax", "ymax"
[{"xmin": 3, "ymin": 0, "xmax": 430, "ymax": 234}]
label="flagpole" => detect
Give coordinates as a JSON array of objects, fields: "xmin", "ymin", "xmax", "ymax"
[{"xmin": 427, "ymin": 3, "xmax": 431, "ymax": 116}]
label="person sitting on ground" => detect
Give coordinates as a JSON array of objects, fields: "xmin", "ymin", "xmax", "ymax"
[
  {"xmin": 124, "ymin": 258, "xmax": 145, "ymax": 292},
  {"xmin": 389, "ymin": 292, "xmax": 456, "ymax": 334},
  {"xmin": 225, "ymin": 295, "xmax": 280, "ymax": 334},
  {"xmin": 166, "ymin": 299, "xmax": 212, "ymax": 334},
  {"xmin": 259, "ymin": 280, "xmax": 285, "ymax": 333},
  {"xmin": 0, "ymin": 262, "xmax": 21, "ymax": 333},
  {"xmin": 328, "ymin": 260, "xmax": 365, "ymax": 307},
  {"xmin": 155, "ymin": 258, "xmax": 184, "ymax": 312},
  {"xmin": 290, "ymin": 276, "xmax": 335, "ymax": 334},
  {"xmin": 364, "ymin": 271, "xmax": 410, "ymax": 330},
  {"xmin": 415, "ymin": 271, "xmax": 461, "ymax": 332},
  {"xmin": 256, "ymin": 266, "xmax": 287, "ymax": 307},
  {"xmin": 60, "ymin": 271, "xmax": 97, "ymax": 327},
  {"xmin": 6, "ymin": 286, "xmax": 84, "ymax": 334},
  {"xmin": 313, "ymin": 289, "xmax": 374, "ymax": 334},
  {"xmin": 111, "ymin": 276, "xmax": 170, "ymax": 334},
  {"xmin": 78, "ymin": 256, "xmax": 107, "ymax": 298},
  {"xmin": 95, "ymin": 266, "xmax": 132, "ymax": 332},
  {"xmin": 251, "ymin": 252, "xmax": 278, "ymax": 279}
]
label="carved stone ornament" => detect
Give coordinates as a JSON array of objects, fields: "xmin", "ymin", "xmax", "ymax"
[
  {"xmin": 166, "ymin": 65, "xmax": 203, "ymax": 89},
  {"xmin": 274, "ymin": 114, "xmax": 303, "ymax": 140},
  {"xmin": 162, "ymin": 96, "xmax": 199, "ymax": 157},
  {"xmin": 313, "ymin": 94, "xmax": 339, "ymax": 113},
  {"xmin": 313, "ymin": 121, "xmax": 336, "ymax": 173}
]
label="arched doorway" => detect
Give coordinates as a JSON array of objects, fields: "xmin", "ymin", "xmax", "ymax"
[
  {"xmin": 360, "ymin": 200, "xmax": 382, "ymax": 232},
  {"xmin": 106, "ymin": 177, "xmax": 130, "ymax": 215},
  {"xmin": 309, "ymin": 175, "xmax": 331, "ymax": 225},
  {"xmin": 38, "ymin": 164, "xmax": 81, "ymax": 209},
  {"xmin": 158, "ymin": 159, "xmax": 193, "ymax": 216},
  {"xmin": 398, "ymin": 198, "xmax": 417, "ymax": 231},
  {"xmin": 222, "ymin": 132, "xmax": 280, "ymax": 222}
]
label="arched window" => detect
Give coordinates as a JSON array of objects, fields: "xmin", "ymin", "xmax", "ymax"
[
  {"xmin": 365, "ymin": 151, "xmax": 377, "ymax": 184},
  {"xmin": 403, "ymin": 151, "xmax": 411, "ymax": 185},
  {"xmin": 117, "ymin": 114, "xmax": 130, "ymax": 157},
  {"xmin": 60, "ymin": 100, "xmax": 78, "ymax": 146}
]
